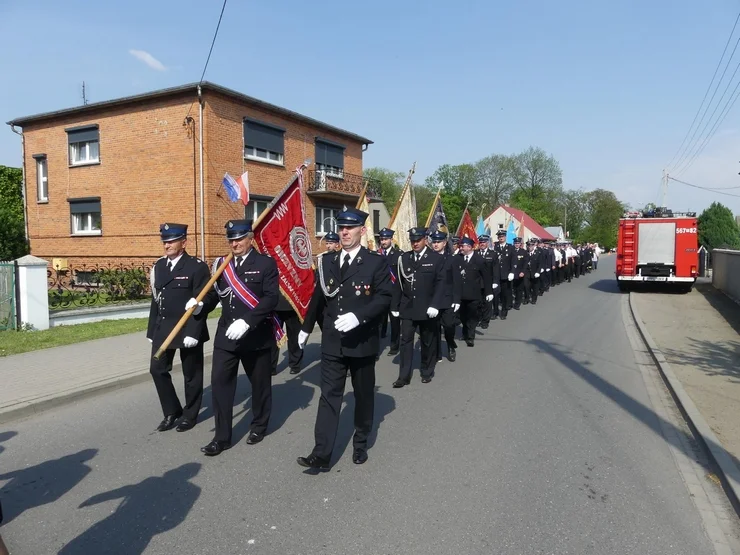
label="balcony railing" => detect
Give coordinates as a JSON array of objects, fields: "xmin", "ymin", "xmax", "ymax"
[{"xmin": 307, "ymin": 170, "xmax": 380, "ymax": 199}]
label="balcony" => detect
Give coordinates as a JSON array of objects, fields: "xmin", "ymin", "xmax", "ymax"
[{"xmin": 307, "ymin": 170, "xmax": 380, "ymax": 200}]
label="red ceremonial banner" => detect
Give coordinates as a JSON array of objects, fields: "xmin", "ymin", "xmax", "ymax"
[
  {"xmin": 456, "ymin": 208, "xmax": 479, "ymax": 245},
  {"xmin": 253, "ymin": 169, "xmax": 315, "ymax": 321}
]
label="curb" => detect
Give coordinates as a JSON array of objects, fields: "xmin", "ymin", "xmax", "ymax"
[
  {"xmin": 629, "ymin": 291, "xmax": 740, "ymax": 513},
  {"xmin": 0, "ymin": 352, "xmax": 213, "ymax": 425}
]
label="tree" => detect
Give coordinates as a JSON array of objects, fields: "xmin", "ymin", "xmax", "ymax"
[
  {"xmin": 473, "ymin": 155, "xmax": 518, "ymax": 214},
  {"xmin": 0, "ymin": 165, "xmax": 28, "ymax": 260},
  {"xmin": 697, "ymin": 202, "xmax": 740, "ymax": 250},
  {"xmin": 423, "ymin": 164, "xmax": 476, "ymax": 231},
  {"xmin": 580, "ymin": 189, "xmax": 624, "ymax": 249},
  {"xmin": 363, "ymin": 167, "xmax": 405, "ymax": 213},
  {"xmin": 514, "ymin": 146, "xmax": 563, "ymax": 199}
]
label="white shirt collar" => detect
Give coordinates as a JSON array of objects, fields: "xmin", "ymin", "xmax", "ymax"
[
  {"xmin": 341, "ymin": 244, "xmax": 362, "ymax": 264},
  {"xmin": 413, "ymin": 247, "xmax": 428, "ymax": 259},
  {"xmin": 236, "ymin": 249, "xmax": 253, "ymax": 266},
  {"xmin": 167, "ymin": 252, "xmax": 184, "ymax": 268}
]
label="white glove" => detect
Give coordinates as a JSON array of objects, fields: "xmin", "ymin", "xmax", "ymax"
[
  {"xmin": 147, "ymin": 338, "xmax": 152, "ymax": 343},
  {"xmin": 391, "ymin": 311, "xmax": 400, "ymax": 318},
  {"xmin": 298, "ymin": 330, "xmax": 309, "ymax": 349},
  {"xmin": 535, "ymin": 272, "xmax": 540, "ymax": 278},
  {"xmin": 183, "ymin": 336, "xmax": 199, "ymax": 348},
  {"xmin": 225, "ymin": 319, "xmax": 250, "ymax": 340},
  {"xmin": 334, "ymin": 313, "xmax": 360, "ymax": 332},
  {"xmin": 492, "ymin": 283, "xmax": 499, "ymax": 289},
  {"xmin": 426, "ymin": 307, "xmax": 439, "ymax": 318},
  {"xmin": 452, "ymin": 303, "xmax": 460, "ymax": 312},
  {"xmin": 539, "ymin": 269, "xmax": 544, "ymax": 273},
  {"xmin": 485, "ymin": 294, "xmax": 493, "ymax": 302},
  {"xmin": 508, "ymin": 273, "xmax": 514, "ymax": 281},
  {"xmin": 185, "ymin": 298, "xmax": 203, "ymax": 316}
]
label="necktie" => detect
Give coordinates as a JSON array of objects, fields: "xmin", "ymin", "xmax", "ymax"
[
  {"xmin": 415, "ymin": 253, "xmax": 420, "ymax": 263},
  {"xmin": 167, "ymin": 260, "xmax": 173, "ymax": 271},
  {"xmin": 340, "ymin": 253, "xmax": 350, "ymax": 279}
]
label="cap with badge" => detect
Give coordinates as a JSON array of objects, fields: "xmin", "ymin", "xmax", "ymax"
[
  {"xmin": 408, "ymin": 227, "xmax": 427, "ymax": 240},
  {"xmin": 378, "ymin": 227, "xmax": 395, "ymax": 238},
  {"xmin": 429, "ymin": 229, "xmax": 448, "ymax": 241},
  {"xmin": 496, "ymin": 229, "xmax": 507, "ymax": 237},
  {"xmin": 160, "ymin": 223, "xmax": 187, "ymax": 242},
  {"xmin": 336, "ymin": 208, "xmax": 368, "ymax": 227},
  {"xmin": 479, "ymin": 234, "xmax": 490, "ymax": 242},
  {"xmin": 451, "ymin": 236, "xmax": 460, "ymax": 245},
  {"xmin": 225, "ymin": 219, "xmax": 252, "ymax": 240},
  {"xmin": 325, "ymin": 231, "xmax": 339, "ymax": 243},
  {"xmin": 460, "ymin": 237, "xmax": 475, "ymax": 246},
  {"xmin": 513, "ymin": 236, "xmax": 523, "ymax": 244}
]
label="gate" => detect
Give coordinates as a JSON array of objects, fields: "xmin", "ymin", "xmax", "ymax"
[{"xmin": 0, "ymin": 261, "xmax": 18, "ymax": 331}]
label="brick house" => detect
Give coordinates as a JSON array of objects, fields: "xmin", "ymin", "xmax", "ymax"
[{"xmin": 6, "ymin": 81, "xmax": 382, "ymax": 272}]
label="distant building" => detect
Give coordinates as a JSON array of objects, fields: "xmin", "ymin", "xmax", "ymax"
[
  {"xmin": 485, "ymin": 205, "xmax": 556, "ymax": 242},
  {"xmin": 544, "ymin": 226, "xmax": 565, "ymax": 242}
]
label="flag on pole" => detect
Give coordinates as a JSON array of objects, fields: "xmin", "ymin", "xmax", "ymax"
[
  {"xmin": 455, "ymin": 206, "xmax": 478, "ymax": 244},
  {"xmin": 476, "ymin": 214, "xmax": 486, "ymax": 237},
  {"xmin": 252, "ymin": 166, "xmax": 314, "ymax": 322},
  {"xmin": 356, "ymin": 182, "xmax": 376, "ymax": 251},
  {"xmin": 425, "ymin": 188, "xmax": 450, "ymax": 252},
  {"xmin": 222, "ymin": 171, "xmax": 250, "ymax": 206},
  {"xmin": 388, "ymin": 172, "xmax": 417, "ymax": 252},
  {"xmin": 506, "ymin": 219, "xmax": 516, "ymax": 245}
]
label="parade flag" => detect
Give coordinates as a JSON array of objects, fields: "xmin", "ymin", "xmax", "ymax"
[
  {"xmin": 506, "ymin": 219, "xmax": 516, "ymax": 245},
  {"xmin": 356, "ymin": 182, "xmax": 376, "ymax": 251},
  {"xmin": 252, "ymin": 166, "xmax": 314, "ymax": 322},
  {"xmin": 388, "ymin": 163, "xmax": 417, "ymax": 252},
  {"xmin": 455, "ymin": 206, "xmax": 478, "ymax": 244},
  {"xmin": 425, "ymin": 187, "xmax": 450, "ymax": 252},
  {"xmin": 222, "ymin": 171, "xmax": 250, "ymax": 206},
  {"xmin": 476, "ymin": 214, "xmax": 487, "ymax": 237}
]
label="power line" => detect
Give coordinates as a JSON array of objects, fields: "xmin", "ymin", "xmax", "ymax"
[
  {"xmin": 668, "ymin": 176, "xmax": 740, "ymax": 198},
  {"xmin": 666, "ymin": 11, "xmax": 740, "ymax": 171}
]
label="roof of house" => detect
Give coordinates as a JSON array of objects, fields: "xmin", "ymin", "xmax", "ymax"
[
  {"xmin": 544, "ymin": 226, "xmax": 563, "ymax": 238},
  {"xmin": 489, "ymin": 205, "xmax": 556, "ymax": 240},
  {"xmin": 6, "ymin": 81, "xmax": 373, "ymax": 145}
]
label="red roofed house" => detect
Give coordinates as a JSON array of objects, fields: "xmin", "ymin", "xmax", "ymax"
[{"xmin": 484, "ymin": 205, "xmax": 556, "ymax": 242}]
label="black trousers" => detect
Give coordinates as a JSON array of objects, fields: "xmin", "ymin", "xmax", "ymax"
[
  {"xmin": 500, "ymin": 280, "xmax": 513, "ymax": 312},
  {"xmin": 543, "ymin": 269, "xmax": 551, "ymax": 291},
  {"xmin": 271, "ymin": 309, "xmax": 304, "ymax": 371},
  {"xmin": 399, "ymin": 318, "xmax": 438, "ymax": 380},
  {"xmin": 514, "ymin": 277, "xmax": 527, "ymax": 307},
  {"xmin": 149, "ymin": 343, "xmax": 204, "ymax": 421},
  {"xmin": 530, "ymin": 276, "xmax": 540, "ymax": 303},
  {"xmin": 211, "ymin": 347, "xmax": 272, "ymax": 443},
  {"xmin": 460, "ymin": 299, "xmax": 480, "ymax": 344},
  {"xmin": 480, "ymin": 294, "xmax": 493, "ymax": 325},
  {"xmin": 439, "ymin": 308, "xmax": 458, "ymax": 350},
  {"xmin": 312, "ymin": 353, "xmax": 376, "ymax": 460},
  {"xmin": 380, "ymin": 310, "xmax": 400, "ymax": 351}
]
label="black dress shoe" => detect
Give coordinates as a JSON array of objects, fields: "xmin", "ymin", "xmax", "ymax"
[
  {"xmin": 201, "ymin": 440, "xmax": 231, "ymax": 456},
  {"xmin": 448, "ymin": 348, "xmax": 456, "ymax": 362},
  {"xmin": 297, "ymin": 454, "xmax": 330, "ymax": 470},
  {"xmin": 387, "ymin": 349, "xmax": 399, "ymax": 356},
  {"xmin": 392, "ymin": 379, "xmax": 410, "ymax": 388},
  {"xmin": 246, "ymin": 432, "xmax": 264, "ymax": 445},
  {"xmin": 289, "ymin": 367, "xmax": 301, "ymax": 375},
  {"xmin": 481, "ymin": 324, "xmax": 489, "ymax": 329},
  {"xmin": 156, "ymin": 414, "xmax": 181, "ymax": 432},
  {"xmin": 421, "ymin": 376, "xmax": 432, "ymax": 384},
  {"xmin": 352, "ymin": 448, "xmax": 368, "ymax": 464},
  {"xmin": 466, "ymin": 340, "xmax": 474, "ymax": 347},
  {"xmin": 175, "ymin": 418, "xmax": 195, "ymax": 432}
]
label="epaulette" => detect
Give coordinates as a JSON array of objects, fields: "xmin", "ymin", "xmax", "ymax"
[{"xmin": 366, "ymin": 250, "xmax": 381, "ymax": 256}]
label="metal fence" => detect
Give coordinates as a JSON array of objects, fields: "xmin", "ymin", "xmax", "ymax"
[
  {"xmin": 0, "ymin": 262, "xmax": 18, "ymax": 330},
  {"xmin": 48, "ymin": 262, "xmax": 154, "ymax": 311}
]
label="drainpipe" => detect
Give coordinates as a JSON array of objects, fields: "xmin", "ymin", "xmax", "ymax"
[
  {"xmin": 198, "ymin": 86, "xmax": 206, "ymax": 261},
  {"xmin": 10, "ymin": 125, "xmax": 30, "ymax": 250}
]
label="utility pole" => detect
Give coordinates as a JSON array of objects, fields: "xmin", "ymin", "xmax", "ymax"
[
  {"xmin": 661, "ymin": 169, "xmax": 668, "ymax": 208},
  {"xmin": 564, "ymin": 202, "xmax": 568, "ymax": 239}
]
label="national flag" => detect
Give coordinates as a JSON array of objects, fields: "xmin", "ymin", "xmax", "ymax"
[
  {"xmin": 455, "ymin": 206, "xmax": 478, "ymax": 244},
  {"xmin": 388, "ymin": 167, "xmax": 417, "ymax": 252},
  {"xmin": 476, "ymin": 214, "xmax": 487, "ymax": 237},
  {"xmin": 506, "ymin": 219, "xmax": 516, "ymax": 245},
  {"xmin": 252, "ymin": 166, "xmax": 314, "ymax": 322},
  {"xmin": 222, "ymin": 171, "xmax": 250, "ymax": 206},
  {"xmin": 356, "ymin": 183, "xmax": 376, "ymax": 251}
]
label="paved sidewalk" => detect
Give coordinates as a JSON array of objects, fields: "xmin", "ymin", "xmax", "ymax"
[
  {"xmin": 0, "ymin": 320, "xmax": 218, "ymax": 423},
  {"xmin": 631, "ymin": 282, "xmax": 740, "ymax": 464}
]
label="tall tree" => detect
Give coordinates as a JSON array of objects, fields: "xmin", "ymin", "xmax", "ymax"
[
  {"xmin": 0, "ymin": 165, "xmax": 28, "ymax": 260},
  {"xmin": 363, "ymin": 167, "xmax": 405, "ymax": 213},
  {"xmin": 514, "ymin": 146, "xmax": 563, "ymax": 199},
  {"xmin": 474, "ymin": 154, "xmax": 519, "ymax": 213},
  {"xmin": 423, "ymin": 164, "xmax": 475, "ymax": 231},
  {"xmin": 580, "ymin": 189, "xmax": 624, "ymax": 249},
  {"xmin": 697, "ymin": 202, "xmax": 740, "ymax": 250}
]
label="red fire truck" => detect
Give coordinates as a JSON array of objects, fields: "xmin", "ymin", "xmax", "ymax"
[{"xmin": 616, "ymin": 208, "xmax": 699, "ymax": 292}]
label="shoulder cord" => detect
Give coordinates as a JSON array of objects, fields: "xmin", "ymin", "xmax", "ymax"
[{"xmin": 317, "ymin": 254, "xmax": 339, "ymax": 298}]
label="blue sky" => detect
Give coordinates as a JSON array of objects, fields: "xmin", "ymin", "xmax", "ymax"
[{"xmin": 2, "ymin": 0, "xmax": 740, "ymax": 215}]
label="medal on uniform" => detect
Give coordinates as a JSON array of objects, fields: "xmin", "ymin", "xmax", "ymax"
[
  {"xmin": 355, "ymin": 285, "xmax": 361, "ymax": 296},
  {"xmin": 364, "ymin": 285, "xmax": 370, "ymax": 295},
  {"xmin": 329, "ymin": 278, "xmax": 334, "ymax": 285}
]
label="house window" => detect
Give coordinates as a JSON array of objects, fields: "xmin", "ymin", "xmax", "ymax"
[
  {"xmin": 498, "ymin": 224, "xmax": 504, "ymax": 229},
  {"xmin": 315, "ymin": 138, "xmax": 345, "ymax": 179},
  {"xmin": 373, "ymin": 209, "xmax": 380, "ymax": 232},
  {"xmin": 33, "ymin": 154, "xmax": 48, "ymax": 202},
  {"xmin": 245, "ymin": 196, "xmax": 272, "ymax": 221},
  {"xmin": 69, "ymin": 197, "xmax": 102, "ymax": 236},
  {"xmin": 244, "ymin": 119, "xmax": 284, "ymax": 166},
  {"xmin": 316, "ymin": 206, "xmax": 339, "ymax": 235},
  {"xmin": 66, "ymin": 125, "xmax": 100, "ymax": 166}
]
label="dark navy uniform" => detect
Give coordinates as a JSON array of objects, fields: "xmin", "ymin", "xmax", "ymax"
[
  {"xmin": 431, "ymin": 231, "xmax": 462, "ymax": 362},
  {"xmin": 526, "ymin": 239, "xmax": 541, "ymax": 304},
  {"xmin": 201, "ymin": 220, "xmax": 279, "ymax": 455},
  {"xmin": 393, "ymin": 227, "xmax": 446, "ymax": 386},
  {"xmin": 271, "ymin": 292, "xmax": 304, "ymax": 375},
  {"xmin": 512, "ymin": 238, "xmax": 530, "ymax": 309},
  {"xmin": 147, "ymin": 223, "xmax": 210, "ymax": 432},
  {"xmin": 476, "ymin": 235, "xmax": 496, "ymax": 328},
  {"xmin": 377, "ymin": 228, "xmax": 402, "ymax": 355},
  {"xmin": 298, "ymin": 208, "xmax": 393, "ymax": 469},
  {"xmin": 492, "ymin": 231, "xmax": 515, "ymax": 318},
  {"xmin": 458, "ymin": 237, "xmax": 494, "ymax": 346}
]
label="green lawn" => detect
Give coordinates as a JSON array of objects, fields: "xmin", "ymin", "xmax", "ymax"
[{"xmin": 0, "ymin": 308, "xmax": 222, "ymax": 357}]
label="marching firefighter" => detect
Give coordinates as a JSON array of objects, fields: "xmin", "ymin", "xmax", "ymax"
[
  {"xmin": 458, "ymin": 237, "xmax": 494, "ymax": 346},
  {"xmin": 429, "ymin": 228, "xmax": 462, "ymax": 362},
  {"xmin": 512, "ymin": 237, "xmax": 530, "ymax": 309},
  {"xmin": 377, "ymin": 228, "xmax": 402, "ymax": 356}
]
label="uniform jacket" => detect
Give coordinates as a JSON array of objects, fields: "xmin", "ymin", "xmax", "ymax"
[
  {"xmin": 512, "ymin": 247, "xmax": 530, "ymax": 278},
  {"xmin": 458, "ymin": 251, "xmax": 493, "ymax": 301},
  {"xmin": 202, "ymin": 250, "xmax": 279, "ymax": 352},
  {"xmin": 492, "ymin": 242, "xmax": 515, "ymax": 278},
  {"xmin": 393, "ymin": 248, "xmax": 446, "ymax": 320},
  {"xmin": 147, "ymin": 252, "xmax": 211, "ymax": 349},
  {"xmin": 302, "ymin": 247, "xmax": 393, "ymax": 358},
  {"xmin": 378, "ymin": 244, "xmax": 403, "ymax": 306},
  {"xmin": 527, "ymin": 249, "xmax": 541, "ymax": 279},
  {"xmin": 441, "ymin": 251, "xmax": 463, "ymax": 308}
]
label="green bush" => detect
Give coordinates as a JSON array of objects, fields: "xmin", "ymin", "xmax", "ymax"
[{"xmin": 97, "ymin": 268, "xmax": 149, "ymax": 300}]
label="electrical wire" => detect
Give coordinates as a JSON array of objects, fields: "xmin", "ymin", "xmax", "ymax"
[
  {"xmin": 668, "ymin": 176, "xmax": 740, "ymax": 198},
  {"xmin": 666, "ymin": 11, "xmax": 740, "ymax": 171}
]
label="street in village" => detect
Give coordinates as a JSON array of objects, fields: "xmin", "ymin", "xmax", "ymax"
[{"xmin": 2, "ymin": 257, "xmax": 740, "ymax": 554}]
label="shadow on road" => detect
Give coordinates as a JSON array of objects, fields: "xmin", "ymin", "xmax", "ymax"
[
  {"xmin": 58, "ymin": 463, "xmax": 201, "ymax": 555},
  {"xmin": 0, "ymin": 431, "xmax": 17, "ymax": 455},
  {"xmin": 589, "ymin": 279, "xmax": 621, "ymax": 294},
  {"xmin": 695, "ymin": 282, "xmax": 740, "ymax": 336},
  {"xmin": 661, "ymin": 337, "xmax": 740, "ymax": 383},
  {"xmin": 0, "ymin": 448, "xmax": 97, "ymax": 525}
]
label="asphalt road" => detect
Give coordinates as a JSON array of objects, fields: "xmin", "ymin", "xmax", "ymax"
[{"xmin": 0, "ymin": 258, "xmax": 732, "ymax": 554}]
